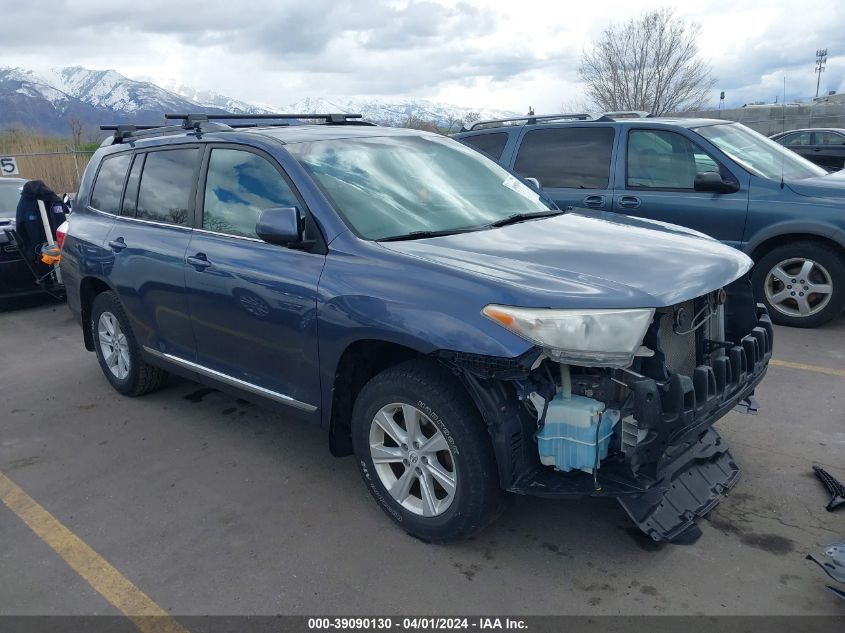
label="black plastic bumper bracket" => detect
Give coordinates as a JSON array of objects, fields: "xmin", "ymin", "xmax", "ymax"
[{"xmin": 617, "ymin": 428, "xmax": 740, "ymax": 544}]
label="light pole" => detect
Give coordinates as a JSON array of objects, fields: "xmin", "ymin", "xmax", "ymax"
[{"xmin": 815, "ymin": 49, "xmax": 827, "ymax": 98}]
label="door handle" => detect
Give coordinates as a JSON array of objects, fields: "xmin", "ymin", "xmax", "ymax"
[
  {"xmin": 186, "ymin": 253, "xmax": 212, "ymax": 270},
  {"xmin": 582, "ymin": 195, "xmax": 605, "ymax": 208},
  {"xmin": 618, "ymin": 196, "xmax": 641, "ymax": 210},
  {"xmin": 108, "ymin": 238, "xmax": 127, "ymax": 252}
]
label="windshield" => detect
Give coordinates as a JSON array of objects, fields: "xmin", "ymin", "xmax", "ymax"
[
  {"xmin": 694, "ymin": 122, "xmax": 826, "ymax": 181},
  {"xmin": 286, "ymin": 134, "xmax": 554, "ymax": 240},
  {"xmin": 0, "ymin": 182, "xmax": 23, "ymax": 216}
]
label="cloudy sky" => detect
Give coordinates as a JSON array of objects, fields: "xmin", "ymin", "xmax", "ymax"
[{"xmin": 2, "ymin": 0, "xmax": 843, "ymax": 111}]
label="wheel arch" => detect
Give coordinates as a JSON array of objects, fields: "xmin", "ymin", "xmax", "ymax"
[
  {"xmin": 327, "ymin": 339, "xmax": 426, "ymax": 456},
  {"xmin": 79, "ymin": 276, "xmax": 115, "ymax": 351},
  {"xmin": 747, "ymin": 231, "xmax": 845, "ymax": 263}
]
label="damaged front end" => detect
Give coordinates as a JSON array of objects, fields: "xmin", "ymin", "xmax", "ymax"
[{"xmin": 440, "ymin": 277, "xmax": 773, "ymax": 544}]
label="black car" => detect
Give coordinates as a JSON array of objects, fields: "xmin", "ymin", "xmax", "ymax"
[
  {"xmin": 770, "ymin": 128, "xmax": 845, "ymax": 171},
  {"xmin": 0, "ymin": 177, "xmax": 40, "ymax": 298}
]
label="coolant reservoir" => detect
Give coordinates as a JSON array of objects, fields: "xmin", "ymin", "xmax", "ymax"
[{"xmin": 536, "ymin": 392, "xmax": 620, "ymax": 474}]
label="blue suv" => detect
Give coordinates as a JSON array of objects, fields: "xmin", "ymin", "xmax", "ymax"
[
  {"xmin": 455, "ymin": 114, "xmax": 845, "ymax": 328},
  {"xmin": 61, "ymin": 113, "xmax": 772, "ymax": 544}
]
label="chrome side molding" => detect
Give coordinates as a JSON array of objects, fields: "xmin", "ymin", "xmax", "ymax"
[{"xmin": 142, "ymin": 346, "xmax": 318, "ymax": 413}]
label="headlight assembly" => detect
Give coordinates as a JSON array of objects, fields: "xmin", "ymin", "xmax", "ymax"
[{"xmin": 482, "ymin": 305, "xmax": 655, "ymax": 368}]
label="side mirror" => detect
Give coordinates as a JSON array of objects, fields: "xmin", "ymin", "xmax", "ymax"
[
  {"xmin": 694, "ymin": 171, "xmax": 739, "ymax": 194},
  {"xmin": 256, "ymin": 207, "xmax": 302, "ymax": 246},
  {"xmin": 524, "ymin": 177, "xmax": 541, "ymax": 190}
]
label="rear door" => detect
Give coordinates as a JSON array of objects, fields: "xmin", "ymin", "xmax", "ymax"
[
  {"xmin": 613, "ymin": 128, "xmax": 749, "ymax": 248},
  {"xmin": 810, "ymin": 131, "xmax": 845, "ymax": 170},
  {"xmin": 776, "ymin": 130, "xmax": 814, "ymax": 162},
  {"xmin": 510, "ymin": 125, "xmax": 617, "ymax": 211},
  {"xmin": 105, "ymin": 146, "xmax": 200, "ymax": 360},
  {"xmin": 183, "ymin": 145, "xmax": 325, "ymax": 413}
]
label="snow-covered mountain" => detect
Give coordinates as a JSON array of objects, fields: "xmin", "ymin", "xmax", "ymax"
[
  {"xmin": 0, "ymin": 65, "xmax": 517, "ymax": 135},
  {"xmin": 276, "ymin": 96, "xmax": 514, "ymax": 129}
]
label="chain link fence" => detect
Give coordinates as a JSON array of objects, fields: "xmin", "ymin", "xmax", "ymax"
[{"xmin": 1, "ymin": 149, "xmax": 96, "ymax": 194}]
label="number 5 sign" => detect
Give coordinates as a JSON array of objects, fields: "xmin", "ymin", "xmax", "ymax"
[{"xmin": 1, "ymin": 156, "xmax": 19, "ymax": 176}]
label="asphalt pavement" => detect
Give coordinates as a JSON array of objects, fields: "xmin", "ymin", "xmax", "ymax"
[{"xmin": 1, "ymin": 298, "xmax": 843, "ymax": 618}]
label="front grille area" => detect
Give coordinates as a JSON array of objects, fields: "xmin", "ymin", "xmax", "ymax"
[
  {"xmin": 656, "ymin": 293, "xmax": 724, "ymax": 377},
  {"xmin": 658, "ymin": 299, "xmax": 697, "ymax": 376}
]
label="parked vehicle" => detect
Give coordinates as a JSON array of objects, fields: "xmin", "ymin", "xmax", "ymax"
[
  {"xmin": 61, "ymin": 113, "xmax": 772, "ymax": 544},
  {"xmin": 0, "ymin": 177, "xmax": 42, "ymax": 299},
  {"xmin": 770, "ymin": 128, "xmax": 845, "ymax": 171},
  {"xmin": 455, "ymin": 114, "xmax": 845, "ymax": 328}
]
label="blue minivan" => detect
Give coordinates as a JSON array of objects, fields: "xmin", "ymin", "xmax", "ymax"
[
  {"xmin": 61, "ymin": 114, "xmax": 772, "ymax": 545},
  {"xmin": 456, "ymin": 115, "xmax": 845, "ymax": 328}
]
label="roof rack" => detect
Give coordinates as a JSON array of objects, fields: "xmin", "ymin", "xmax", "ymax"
[
  {"xmin": 464, "ymin": 110, "xmax": 653, "ymax": 131},
  {"xmin": 99, "ymin": 123, "xmax": 193, "ymax": 145},
  {"xmin": 100, "ymin": 112, "xmax": 374, "ymax": 145},
  {"xmin": 163, "ymin": 112, "xmax": 373, "ymax": 127}
]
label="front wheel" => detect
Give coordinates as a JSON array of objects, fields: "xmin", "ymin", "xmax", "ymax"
[
  {"xmin": 351, "ymin": 359, "xmax": 502, "ymax": 543},
  {"xmin": 753, "ymin": 241, "xmax": 845, "ymax": 328}
]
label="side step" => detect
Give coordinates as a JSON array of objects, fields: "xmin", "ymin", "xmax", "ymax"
[{"xmin": 617, "ymin": 428, "xmax": 740, "ymax": 544}]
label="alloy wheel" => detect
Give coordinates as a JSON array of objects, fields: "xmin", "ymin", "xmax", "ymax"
[
  {"xmin": 97, "ymin": 311, "xmax": 130, "ymax": 380},
  {"xmin": 764, "ymin": 257, "xmax": 833, "ymax": 318},
  {"xmin": 369, "ymin": 403, "xmax": 457, "ymax": 517}
]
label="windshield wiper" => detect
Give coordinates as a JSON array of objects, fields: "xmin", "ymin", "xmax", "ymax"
[
  {"xmin": 377, "ymin": 227, "xmax": 479, "ymax": 242},
  {"xmin": 488, "ymin": 210, "xmax": 565, "ymax": 228}
]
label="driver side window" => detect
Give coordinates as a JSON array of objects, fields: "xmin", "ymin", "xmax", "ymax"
[
  {"xmin": 627, "ymin": 129, "xmax": 725, "ymax": 190},
  {"xmin": 203, "ymin": 149, "xmax": 299, "ymax": 238}
]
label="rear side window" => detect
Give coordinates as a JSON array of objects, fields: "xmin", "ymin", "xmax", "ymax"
[
  {"xmin": 136, "ymin": 149, "xmax": 199, "ymax": 226},
  {"xmin": 202, "ymin": 149, "xmax": 299, "ymax": 238},
  {"xmin": 513, "ymin": 127, "xmax": 615, "ymax": 189},
  {"xmin": 460, "ymin": 133, "xmax": 509, "ymax": 161},
  {"xmin": 816, "ymin": 131, "xmax": 845, "ymax": 145},
  {"xmin": 90, "ymin": 153, "xmax": 131, "ymax": 214}
]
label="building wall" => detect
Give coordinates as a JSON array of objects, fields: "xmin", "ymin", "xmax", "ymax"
[{"xmin": 677, "ymin": 102, "xmax": 845, "ymax": 135}]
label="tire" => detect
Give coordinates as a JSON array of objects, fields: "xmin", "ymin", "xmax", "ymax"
[
  {"xmin": 351, "ymin": 358, "xmax": 502, "ymax": 543},
  {"xmin": 90, "ymin": 291, "xmax": 168, "ymax": 396},
  {"xmin": 752, "ymin": 241, "xmax": 845, "ymax": 328}
]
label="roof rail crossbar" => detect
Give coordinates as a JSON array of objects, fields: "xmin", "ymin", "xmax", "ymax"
[
  {"xmin": 463, "ymin": 111, "xmax": 654, "ymax": 131},
  {"xmin": 164, "ymin": 112, "xmax": 364, "ymax": 124},
  {"xmin": 99, "ymin": 124, "xmax": 163, "ymax": 142},
  {"xmin": 467, "ymin": 113, "xmax": 601, "ymax": 131}
]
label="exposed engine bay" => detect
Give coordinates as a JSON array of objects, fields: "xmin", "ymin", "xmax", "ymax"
[{"xmin": 442, "ymin": 276, "xmax": 773, "ymax": 544}]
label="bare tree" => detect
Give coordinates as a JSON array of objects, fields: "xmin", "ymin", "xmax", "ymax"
[
  {"xmin": 578, "ymin": 8, "xmax": 716, "ymax": 115},
  {"xmin": 68, "ymin": 117, "xmax": 84, "ymax": 149}
]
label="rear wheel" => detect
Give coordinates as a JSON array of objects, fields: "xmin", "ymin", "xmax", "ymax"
[
  {"xmin": 351, "ymin": 359, "xmax": 502, "ymax": 543},
  {"xmin": 91, "ymin": 291, "xmax": 168, "ymax": 396},
  {"xmin": 753, "ymin": 242, "xmax": 845, "ymax": 328}
]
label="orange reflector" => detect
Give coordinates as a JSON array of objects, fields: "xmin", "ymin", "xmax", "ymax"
[{"xmin": 483, "ymin": 307, "xmax": 515, "ymax": 327}]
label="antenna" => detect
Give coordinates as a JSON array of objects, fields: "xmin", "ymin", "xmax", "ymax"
[{"xmin": 780, "ymin": 76, "xmax": 786, "ymax": 189}]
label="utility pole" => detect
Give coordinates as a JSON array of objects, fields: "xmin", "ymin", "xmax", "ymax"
[{"xmin": 815, "ymin": 49, "xmax": 827, "ymax": 98}]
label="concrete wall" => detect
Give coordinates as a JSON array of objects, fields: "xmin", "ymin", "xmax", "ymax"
[{"xmin": 677, "ymin": 102, "xmax": 845, "ymax": 135}]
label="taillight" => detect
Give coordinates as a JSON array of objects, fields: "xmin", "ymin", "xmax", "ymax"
[{"xmin": 56, "ymin": 220, "xmax": 69, "ymax": 249}]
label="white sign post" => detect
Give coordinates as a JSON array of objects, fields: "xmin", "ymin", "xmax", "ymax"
[{"xmin": 0, "ymin": 156, "xmax": 20, "ymax": 176}]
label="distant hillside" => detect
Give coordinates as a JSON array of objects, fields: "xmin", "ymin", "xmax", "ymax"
[{"xmin": 0, "ymin": 65, "xmax": 517, "ymax": 136}]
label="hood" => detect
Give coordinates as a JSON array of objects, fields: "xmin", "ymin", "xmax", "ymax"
[
  {"xmin": 786, "ymin": 169, "xmax": 845, "ymax": 198},
  {"xmin": 379, "ymin": 210, "xmax": 752, "ymax": 308}
]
